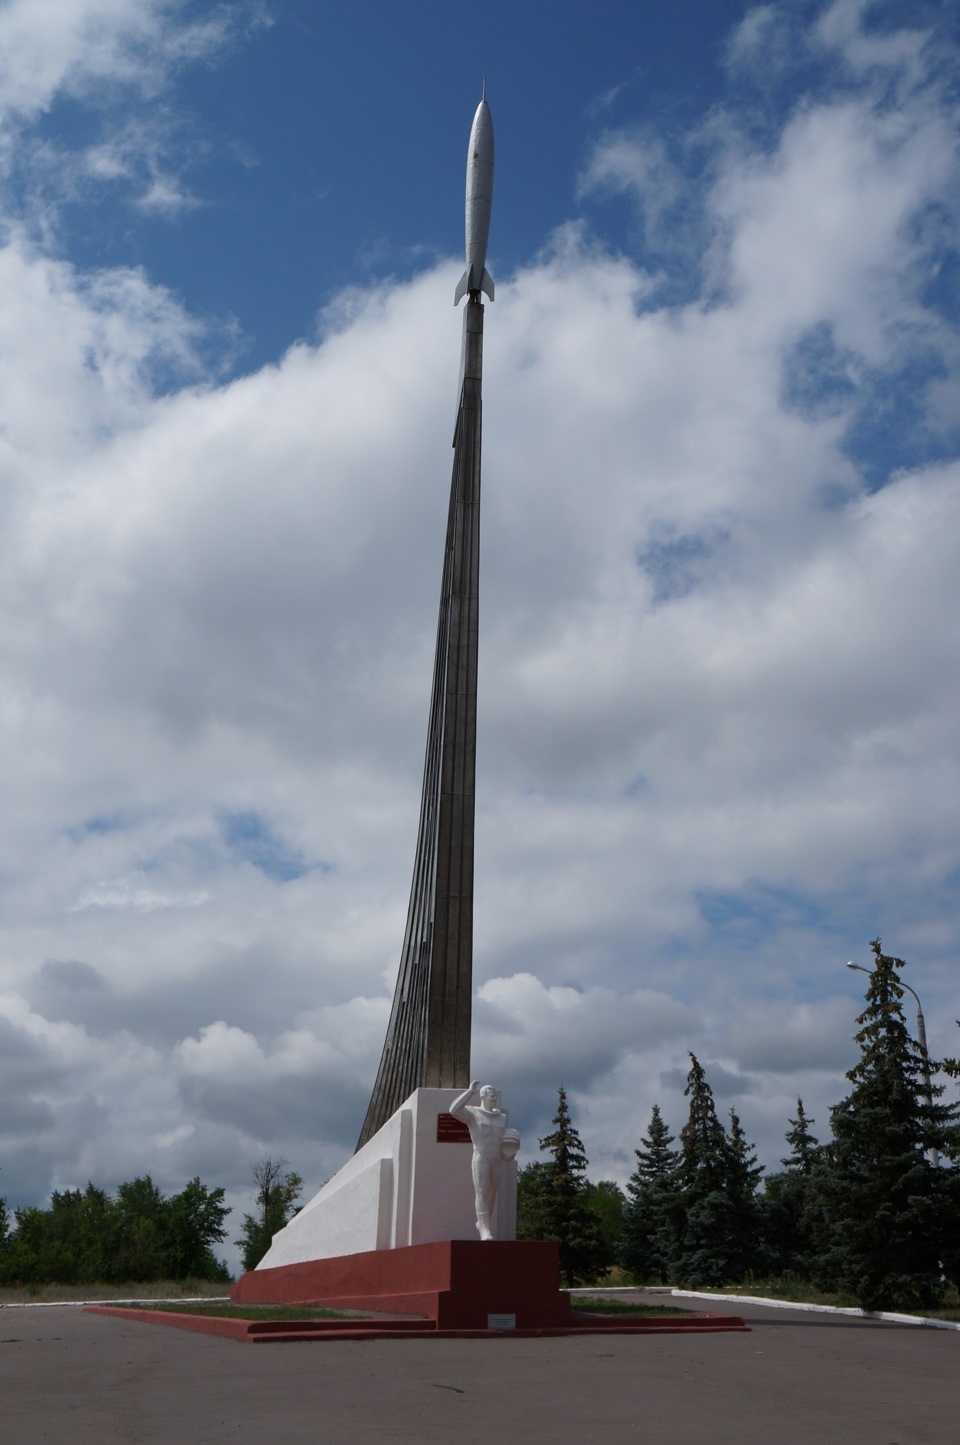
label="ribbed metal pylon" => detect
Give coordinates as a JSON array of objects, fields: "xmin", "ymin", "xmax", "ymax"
[{"xmin": 356, "ymin": 297, "xmax": 484, "ymax": 1149}]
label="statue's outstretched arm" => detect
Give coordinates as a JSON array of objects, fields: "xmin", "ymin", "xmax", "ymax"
[{"xmin": 449, "ymin": 1080, "xmax": 481, "ymax": 1120}]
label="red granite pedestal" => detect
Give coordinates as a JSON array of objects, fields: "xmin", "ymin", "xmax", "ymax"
[{"xmin": 231, "ymin": 1239, "xmax": 571, "ymax": 1330}]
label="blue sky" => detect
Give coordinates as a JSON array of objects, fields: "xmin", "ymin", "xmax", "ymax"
[
  {"xmin": 0, "ymin": 0, "xmax": 958, "ymax": 1268},
  {"xmin": 25, "ymin": 1, "xmax": 757, "ymax": 369}
]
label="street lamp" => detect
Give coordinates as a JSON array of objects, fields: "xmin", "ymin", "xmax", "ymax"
[{"xmin": 846, "ymin": 960, "xmax": 940, "ymax": 1167}]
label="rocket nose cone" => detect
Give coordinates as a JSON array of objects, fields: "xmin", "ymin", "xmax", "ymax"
[{"xmin": 469, "ymin": 101, "xmax": 494, "ymax": 161}]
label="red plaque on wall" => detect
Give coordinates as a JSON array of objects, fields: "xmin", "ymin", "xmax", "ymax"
[{"xmin": 436, "ymin": 1113, "xmax": 471, "ymax": 1143}]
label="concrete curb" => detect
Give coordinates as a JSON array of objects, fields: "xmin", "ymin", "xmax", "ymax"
[
  {"xmin": 0, "ymin": 1296, "xmax": 231, "ymax": 1310},
  {"xmin": 670, "ymin": 1289, "xmax": 960, "ymax": 1332}
]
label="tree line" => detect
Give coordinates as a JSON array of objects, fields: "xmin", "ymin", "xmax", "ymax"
[
  {"xmin": 0, "ymin": 1176, "xmax": 231, "ymax": 1286},
  {"xmin": 519, "ymin": 942, "xmax": 960, "ymax": 1312},
  {"xmin": 0, "ymin": 1155, "xmax": 307, "ymax": 1286}
]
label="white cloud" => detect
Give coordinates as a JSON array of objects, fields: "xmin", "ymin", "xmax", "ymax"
[
  {"xmin": 724, "ymin": 5, "xmax": 796, "ymax": 76},
  {"xmin": 68, "ymin": 875, "xmax": 212, "ymax": 913},
  {"xmin": 0, "ymin": 1, "xmax": 268, "ymax": 228},
  {"xmin": 815, "ymin": 0, "xmax": 930, "ymax": 88},
  {"xmin": 710, "ymin": 97, "xmax": 956, "ymax": 367},
  {"xmin": 473, "ymin": 973, "xmax": 697, "ymax": 1088},
  {"xmin": 0, "ymin": 0, "xmax": 247, "ymax": 121},
  {"xmin": 578, "ymin": 133, "xmax": 689, "ymax": 262}
]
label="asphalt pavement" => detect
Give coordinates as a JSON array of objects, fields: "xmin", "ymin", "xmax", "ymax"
[{"xmin": 2, "ymin": 1292, "xmax": 956, "ymax": 1444}]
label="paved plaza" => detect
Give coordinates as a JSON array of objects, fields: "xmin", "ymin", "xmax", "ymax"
[{"xmin": 2, "ymin": 1294, "xmax": 956, "ymax": 1444}]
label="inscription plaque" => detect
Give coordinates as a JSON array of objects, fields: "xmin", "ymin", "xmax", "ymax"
[{"xmin": 436, "ymin": 1112, "xmax": 472, "ymax": 1143}]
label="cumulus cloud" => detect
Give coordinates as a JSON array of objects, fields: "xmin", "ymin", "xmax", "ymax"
[
  {"xmin": 0, "ymin": 0, "xmax": 958, "ymax": 1245},
  {"xmin": 0, "ymin": 0, "xmax": 268, "ymax": 231},
  {"xmin": 473, "ymin": 973, "xmax": 697, "ymax": 1088},
  {"xmin": 0, "ymin": 0, "xmax": 255, "ymax": 121}
]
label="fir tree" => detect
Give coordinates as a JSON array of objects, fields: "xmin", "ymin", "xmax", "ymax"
[
  {"xmin": 679, "ymin": 1054, "xmax": 727, "ymax": 1190},
  {"xmin": 943, "ymin": 1025, "xmax": 960, "ymax": 1087},
  {"xmin": 783, "ymin": 1098, "xmax": 819, "ymax": 1175},
  {"xmin": 819, "ymin": 940, "xmax": 960, "ymax": 1311},
  {"xmin": 724, "ymin": 1107, "xmax": 765, "ymax": 1278},
  {"xmin": 674, "ymin": 1053, "xmax": 735, "ymax": 1287},
  {"xmin": 517, "ymin": 1085, "xmax": 609, "ymax": 1286},
  {"xmin": 762, "ymin": 1099, "xmax": 821, "ymax": 1276},
  {"xmin": 621, "ymin": 1104, "xmax": 680, "ymax": 1284},
  {"xmin": 674, "ymin": 1054, "xmax": 764, "ymax": 1286}
]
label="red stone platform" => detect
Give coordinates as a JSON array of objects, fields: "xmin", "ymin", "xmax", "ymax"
[
  {"xmin": 84, "ymin": 1241, "xmax": 750, "ymax": 1341},
  {"xmin": 230, "ymin": 1239, "xmax": 571, "ymax": 1330},
  {"xmin": 85, "ymin": 1304, "xmax": 749, "ymax": 1342}
]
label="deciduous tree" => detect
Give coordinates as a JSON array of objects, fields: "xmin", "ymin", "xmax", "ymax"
[
  {"xmin": 0, "ymin": 1174, "xmax": 230, "ymax": 1285},
  {"xmin": 236, "ymin": 1157, "xmax": 303, "ymax": 1272}
]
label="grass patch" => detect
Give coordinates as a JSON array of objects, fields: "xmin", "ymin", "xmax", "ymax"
[
  {"xmin": 136, "ymin": 1298, "xmax": 692, "ymax": 1322},
  {"xmin": 572, "ymin": 1298, "xmax": 689, "ymax": 1317},
  {"xmin": 685, "ymin": 1279, "xmax": 862, "ymax": 1308},
  {"xmin": 138, "ymin": 1302, "xmax": 351, "ymax": 1322}
]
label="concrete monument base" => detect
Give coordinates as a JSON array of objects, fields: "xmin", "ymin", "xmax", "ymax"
[
  {"xmin": 253, "ymin": 1087, "xmax": 516, "ymax": 1271},
  {"xmin": 232, "ymin": 1238, "xmax": 571, "ymax": 1330},
  {"xmin": 231, "ymin": 1086, "xmax": 551, "ymax": 1329}
]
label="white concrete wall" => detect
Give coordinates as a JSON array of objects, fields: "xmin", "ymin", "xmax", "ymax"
[{"xmin": 256, "ymin": 1087, "xmax": 518, "ymax": 1269}]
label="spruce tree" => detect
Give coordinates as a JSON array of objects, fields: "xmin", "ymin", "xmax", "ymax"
[
  {"xmin": 673, "ymin": 1055, "xmax": 764, "ymax": 1286},
  {"xmin": 517, "ymin": 1085, "xmax": 609, "ymax": 1286},
  {"xmin": 621, "ymin": 1104, "xmax": 680, "ymax": 1284},
  {"xmin": 783, "ymin": 1098, "xmax": 819, "ymax": 1175},
  {"xmin": 724, "ymin": 1107, "xmax": 764, "ymax": 1279},
  {"xmin": 763, "ymin": 1099, "xmax": 821, "ymax": 1276},
  {"xmin": 820, "ymin": 940, "xmax": 960, "ymax": 1311},
  {"xmin": 679, "ymin": 1054, "xmax": 727, "ymax": 1189},
  {"xmin": 673, "ymin": 1053, "xmax": 736, "ymax": 1287},
  {"xmin": 943, "ymin": 1027, "xmax": 960, "ymax": 1086}
]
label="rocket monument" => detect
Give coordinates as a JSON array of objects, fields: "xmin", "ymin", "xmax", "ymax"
[
  {"xmin": 235, "ymin": 94, "xmax": 570, "ymax": 1322},
  {"xmin": 356, "ymin": 90, "xmax": 494, "ymax": 1148}
]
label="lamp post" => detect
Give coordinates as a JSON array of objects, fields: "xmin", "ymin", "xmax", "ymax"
[{"xmin": 846, "ymin": 960, "xmax": 940, "ymax": 1167}]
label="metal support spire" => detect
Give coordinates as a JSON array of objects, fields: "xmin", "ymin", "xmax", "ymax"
[{"xmin": 356, "ymin": 297, "xmax": 484, "ymax": 1149}]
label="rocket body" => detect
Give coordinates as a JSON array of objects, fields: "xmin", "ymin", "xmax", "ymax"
[{"xmin": 455, "ymin": 95, "xmax": 494, "ymax": 305}]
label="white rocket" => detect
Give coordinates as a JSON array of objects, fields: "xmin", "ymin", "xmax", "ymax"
[{"xmin": 454, "ymin": 83, "xmax": 494, "ymax": 305}]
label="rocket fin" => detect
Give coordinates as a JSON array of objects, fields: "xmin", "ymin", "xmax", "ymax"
[
  {"xmin": 480, "ymin": 266, "xmax": 494, "ymax": 302},
  {"xmin": 454, "ymin": 269, "xmax": 470, "ymax": 306}
]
